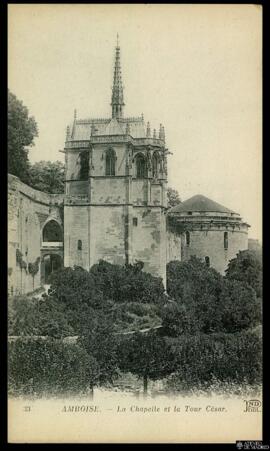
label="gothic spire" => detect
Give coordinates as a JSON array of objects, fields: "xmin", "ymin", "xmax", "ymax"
[{"xmin": 111, "ymin": 34, "xmax": 124, "ymax": 119}]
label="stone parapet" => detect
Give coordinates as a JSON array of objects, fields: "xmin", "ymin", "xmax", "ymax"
[{"xmin": 8, "ymin": 174, "xmax": 64, "ymax": 206}]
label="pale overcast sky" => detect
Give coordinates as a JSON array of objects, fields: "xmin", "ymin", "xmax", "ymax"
[{"xmin": 8, "ymin": 4, "xmax": 262, "ymax": 241}]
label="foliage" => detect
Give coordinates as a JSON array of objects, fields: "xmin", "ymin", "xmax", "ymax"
[
  {"xmin": 165, "ymin": 257, "xmax": 261, "ymax": 335},
  {"xmin": 89, "ymin": 260, "xmax": 166, "ymax": 305},
  {"xmin": 8, "ymin": 339, "xmax": 99, "ymax": 396},
  {"xmin": 9, "ymin": 258, "xmax": 262, "ymax": 396},
  {"xmin": 8, "ymin": 90, "xmax": 38, "ymax": 183},
  {"xmin": 47, "ymin": 266, "xmax": 103, "ymax": 310},
  {"xmin": 167, "ymin": 187, "xmax": 182, "ymax": 209},
  {"xmin": 225, "ymin": 249, "xmax": 262, "ymax": 298},
  {"xmin": 79, "ymin": 318, "xmax": 120, "ymax": 385},
  {"xmin": 29, "ymin": 160, "xmax": 65, "ymax": 194},
  {"xmin": 8, "ymin": 296, "xmax": 74, "ymax": 338},
  {"xmin": 219, "ymin": 279, "xmax": 261, "ymax": 333},
  {"xmin": 28, "ymin": 257, "xmax": 41, "ymax": 289},
  {"xmin": 110, "ymin": 302, "xmax": 162, "ymax": 333},
  {"xmin": 117, "ymin": 331, "xmax": 174, "ymax": 393},
  {"xmin": 16, "ymin": 249, "xmax": 28, "ymax": 272},
  {"xmin": 165, "ymin": 329, "xmax": 262, "ymax": 391}
]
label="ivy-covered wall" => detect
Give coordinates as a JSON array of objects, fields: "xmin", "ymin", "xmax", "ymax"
[{"xmin": 8, "ymin": 174, "xmax": 64, "ymax": 295}]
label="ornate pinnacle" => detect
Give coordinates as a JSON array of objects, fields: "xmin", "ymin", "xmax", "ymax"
[
  {"xmin": 162, "ymin": 125, "xmax": 166, "ymax": 142},
  {"xmin": 153, "ymin": 129, "xmax": 156, "ymax": 139},
  {"xmin": 66, "ymin": 125, "xmax": 70, "ymax": 140},
  {"xmin": 159, "ymin": 124, "xmax": 165, "ymax": 142},
  {"xmin": 71, "ymin": 109, "xmax": 77, "ymax": 138},
  {"xmin": 146, "ymin": 122, "xmax": 151, "ymax": 138},
  {"xmin": 159, "ymin": 124, "xmax": 162, "ymax": 139},
  {"xmin": 111, "ymin": 34, "xmax": 125, "ymax": 119}
]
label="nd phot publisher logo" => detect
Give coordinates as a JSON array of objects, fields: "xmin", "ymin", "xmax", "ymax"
[{"xmin": 244, "ymin": 399, "xmax": 262, "ymax": 413}]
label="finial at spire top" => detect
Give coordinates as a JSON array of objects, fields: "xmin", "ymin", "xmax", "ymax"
[{"xmin": 116, "ymin": 33, "xmax": 119, "ymax": 47}]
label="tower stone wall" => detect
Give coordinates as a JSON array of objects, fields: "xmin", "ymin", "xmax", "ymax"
[
  {"xmin": 167, "ymin": 195, "xmax": 249, "ymax": 275},
  {"xmin": 63, "ymin": 38, "xmax": 168, "ymax": 285}
]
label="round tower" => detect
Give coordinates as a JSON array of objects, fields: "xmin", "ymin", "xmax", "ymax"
[{"xmin": 167, "ymin": 194, "xmax": 250, "ymax": 274}]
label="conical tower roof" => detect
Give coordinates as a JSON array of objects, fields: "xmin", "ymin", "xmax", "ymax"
[{"xmin": 170, "ymin": 194, "xmax": 235, "ymax": 214}]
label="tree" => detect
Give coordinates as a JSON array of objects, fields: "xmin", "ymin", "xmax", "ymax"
[
  {"xmin": 225, "ymin": 249, "xmax": 262, "ymax": 298},
  {"xmin": 79, "ymin": 318, "xmax": 120, "ymax": 386},
  {"xmin": 8, "ymin": 296, "xmax": 74, "ymax": 338},
  {"xmin": 89, "ymin": 260, "xmax": 166, "ymax": 305},
  {"xmin": 9, "ymin": 338, "xmax": 100, "ymax": 396},
  {"xmin": 165, "ymin": 257, "xmax": 261, "ymax": 335},
  {"xmin": 47, "ymin": 266, "xmax": 103, "ymax": 311},
  {"xmin": 219, "ymin": 279, "xmax": 261, "ymax": 333},
  {"xmin": 8, "ymin": 90, "xmax": 38, "ymax": 183},
  {"xmin": 166, "ymin": 330, "xmax": 262, "ymax": 391},
  {"xmin": 29, "ymin": 160, "xmax": 65, "ymax": 194},
  {"xmin": 167, "ymin": 188, "xmax": 181, "ymax": 209},
  {"xmin": 28, "ymin": 257, "xmax": 41, "ymax": 290},
  {"xmin": 117, "ymin": 331, "xmax": 173, "ymax": 395}
]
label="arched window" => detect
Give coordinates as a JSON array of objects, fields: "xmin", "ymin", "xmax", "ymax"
[
  {"xmin": 105, "ymin": 148, "xmax": 116, "ymax": 176},
  {"xmin": 152, "ymin": 152, "xmax": 159, "ymax": 178},
  {"xmin": 205, "ymin": 256, "xmax": 210, "ymax": 267},
  {"xmin": 224, "ymin": 232, "xmax": 228, "ymax": 250},
  {"xmin": 78, "ymin": 150, "xmax": 89, "ymax": 180},
  {"xmin": 186, "ymin": 231, "xmax": 190, "ymax": 247},
  {"xmin": 43, "ymin": 220, "xmax": 63, "ymax": 242},
  {"xmin": 135, "ymin": 154, "xmax": 147, "ymax": 179},
  {"xmin": 77, "ymin": 240, "xmax": 82, "ymax": 251}
]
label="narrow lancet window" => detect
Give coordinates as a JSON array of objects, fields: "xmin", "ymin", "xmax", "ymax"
[
  {"xmin": 105, "ymin": 149, "xmax": 116, "ymax": 176},
  {"xmin": 136, "ymin": 154, "xmax": 147, "ymax": 179},
  {"xmin": 224, "ymin": 232, "xmax": 228, "ymax": 250}
]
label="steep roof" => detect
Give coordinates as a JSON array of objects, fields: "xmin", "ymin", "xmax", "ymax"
[
  {"xmin": 70, "ymin": 117, "xmax": 146, "ymax": 140},
  {"xmin": 170, "ymin": 194, "xmax": 235, "ymax": 214}
]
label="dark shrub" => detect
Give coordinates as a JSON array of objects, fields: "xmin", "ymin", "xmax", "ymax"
[
  {"xmin": 166, "ymin": 329, "xmax": 262, "ymax": 391},
  {"xmin": 8, "ymin": 338, "xmax": 99, "ymax": 396}
]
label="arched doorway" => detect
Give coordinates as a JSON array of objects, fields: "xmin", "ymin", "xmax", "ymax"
[{"xmin": 43, "ymin": 254, "xmax": 63, "ymax": 283}]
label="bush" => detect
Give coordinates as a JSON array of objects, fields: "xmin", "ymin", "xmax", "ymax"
[
  {"xmin": 8, "ymin": 296, "xmax": 74, "ymax": 338},
  {"xmin": 90, "ymin": 260, "xmax": 166, "ymax": 305},
  {"xmin": 225, "ymin": 249, "xmax": 262, "ymax": 298},
  {"xmin": 79, "ymin": 319, "xmax": 120, "ymax": 385},
  {"xmin": 117, "ymin": 331, "xmax": 174, "ymax": 393},
  {"xmin": 165, "ymin": 258, "xmax": 261, "ymax": 335},
  {"xmin": 48, "ymin": 266, "xmax": 103, "ymax": 309},
  {"xmin": 8, "ymin": 338, "xmax": 99, "ymax": 396},
  {"xmin": 166, "ymin": 329, "xmax": 262, "ymax": 391}
]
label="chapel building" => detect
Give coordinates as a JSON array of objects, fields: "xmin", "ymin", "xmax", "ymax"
[{"xmin": 8, "ymin": 38, "xmax": 250, "ymax": 295}]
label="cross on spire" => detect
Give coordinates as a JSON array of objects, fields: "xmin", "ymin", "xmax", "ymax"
[{"xmin": 111, "ymin": 34, "xmax": 125, "ymax": 119}]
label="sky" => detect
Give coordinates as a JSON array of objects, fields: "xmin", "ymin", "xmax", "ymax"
[{"xmin": 8, "ymin": 4, "xmax": 262, "ymax": 241}]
